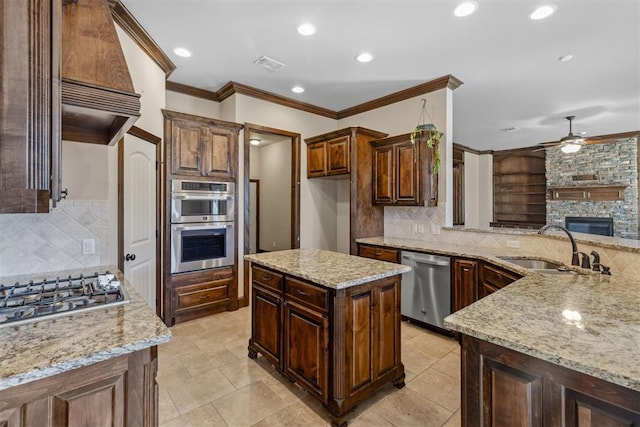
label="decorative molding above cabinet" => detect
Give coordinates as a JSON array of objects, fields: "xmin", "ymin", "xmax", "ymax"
[{"xmin": 547, "ymin": 185, "xmax": 627, "ymax": 201}]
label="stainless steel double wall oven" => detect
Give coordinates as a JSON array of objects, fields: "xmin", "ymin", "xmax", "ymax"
[{"xmin": 170, "ymin": 180, "xmax": 235, "ymax": 273}]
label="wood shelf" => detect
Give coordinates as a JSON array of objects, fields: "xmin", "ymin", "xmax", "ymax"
[{"xmin": 547, "ymin": 185, "xmax": 627, "ymax": 201}]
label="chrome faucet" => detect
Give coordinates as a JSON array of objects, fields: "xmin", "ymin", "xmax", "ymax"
[{"xmin": 538, "ymin": 224, "xmax": 580, "ymax": 266}]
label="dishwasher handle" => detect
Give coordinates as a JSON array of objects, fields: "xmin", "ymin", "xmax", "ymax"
[{"xmin": 414, "ymin": 259, "xmax": 450, "ymax": 267}]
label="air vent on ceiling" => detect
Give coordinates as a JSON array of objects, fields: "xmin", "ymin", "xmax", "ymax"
[{"xmin": 253, "ymin": 56, "xmax": 287, "ymax": 72}]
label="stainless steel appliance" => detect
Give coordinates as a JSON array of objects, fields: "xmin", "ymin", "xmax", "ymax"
[
  {"xmin": 0, "ymin": 272, "xmax": 129, "ymax": 327},
  {"xmin": 170, "ymin": 179, "xmax": 235, "ymax": 273},
  {"xmin": 171, "ymin": 179, "xmax": 234, "ymax": 223},
  {"xmin": 400, "ymin": 251, "xmax": 451, "ymax": 330},
  {"xmin": 170, "ymin": 222, "xmax": 234, "ymax": 273}
]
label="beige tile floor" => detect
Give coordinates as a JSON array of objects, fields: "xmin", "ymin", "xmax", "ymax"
[{"xmin": 158, "ymin": 307, "xmax": 461, "ymax": 426}]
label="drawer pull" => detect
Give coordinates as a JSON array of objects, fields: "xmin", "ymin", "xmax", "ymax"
[
  {"xmin": 261, "ymin": 275, "xmax": 271, "ymax": 281},
  {"xmin": 198, "ymin": 295, "xmax": 208, "ymax": 300},
  {"xmin": 374, "ymin": 251, "xmax": 382, "ymax": 256},
  {"xmin": 296, "ymin": 289, "xmax": 309, "ymax": 296}
]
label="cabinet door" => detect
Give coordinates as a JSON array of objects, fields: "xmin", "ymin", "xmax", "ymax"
[
  {"xmin": 373, "ymin": 145, "xmax": 394, "ymax": 204},
  {"xmin": 327, "ymin": 136, "xmax": 350, "ymax": 175},
  {"xmin": 373, "ymin": 280, "xmax": 400, "ymax": 380},
  {"xmin": 170, "ymin": 119, "xmax": 204, "ymax": 176},
  {"xmin": 307, "ymin": 142, "xmax": 327, "ymax": 178},
  {"xmin": 395, "ymin": 141, "xmax": 419, "ymax": 205},
  {"xmin": 284, "ymin": 301, "xmax": 328, "ymax": 402},
  {"xmin": 252, "ymin": 286, "xmax": 283, "ymax": 367},
  {"xmin": 453, "ymin": 259, "xmax": 478, "ymax": 311},
  {"xmin": 201, "ymin": 125, "xmax": 234, "ymax": 179}
]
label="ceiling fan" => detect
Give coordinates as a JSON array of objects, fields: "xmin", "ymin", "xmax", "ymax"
[{"xmin": 534, "ymin": 116, "xmax": 636, "ymax": 153}]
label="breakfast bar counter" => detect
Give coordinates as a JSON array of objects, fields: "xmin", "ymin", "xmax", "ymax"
[
  {"xmin": 0, "ymin": 266, "xmax": 170, "ymax": 424},
  {"xmin": 245, "ymin": 249, "xmax": 409, "ymax": 427}
]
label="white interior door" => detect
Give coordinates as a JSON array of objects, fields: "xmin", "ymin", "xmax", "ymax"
[
  {"xmin": 249, "ymin": 180, "xmax": 258, "ymax": 254},
  {"xmin": 123, "ymin": 135, "xmax": 156, "ymax": 308}
]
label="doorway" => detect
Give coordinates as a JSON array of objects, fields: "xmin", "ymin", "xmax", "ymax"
[{"xmin": 242, "ymin": 123, "xmax": 300, "ymax": 305}]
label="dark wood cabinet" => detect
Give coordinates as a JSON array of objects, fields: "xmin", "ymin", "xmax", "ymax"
[
  {"xmin": 357, "ymin": 244, "xmax": 401, "ymax": 263},
  {"xmin": 479, "ymin": 262, "xmax": 522, "ymax": 298},
  {"xmin": 164, "ymin": 110, "xmax": 242, "ymax": 179},
  {"xmin": 461, "ymin": 335, "xmax": 640, "ymax": 426},
  {"xmin": 305, "ymin": 128, "xmax": 388, "ymax": 254},
  {"xmin": 0, "ymin": 347, "xmax": 158, "ymax": 426},
  {"xmin": 371, "ymin": 133, "xmax": 438, "ymax": 207},
  {"xmin": 492, "ymin": 147, "xmax": 546, "ymax": 228},
  {"xmin": 453, "ymin": 259, "xmax": 478, "ymax": 312},
  {"xmin": 168, "ymin": 267, "xmax": 234, "ymax": 325},
  {"xmin": 248, "ymin": 265, "xmax": 404, "ymax": 426},
  {"xmin": 453, "ymin": 145, "xmax": 465, "ymax": 225},
  {"xmin": 0, "ymin": 0, "xmax": 58, "ymax": 213},
  {"xmin": 306, "ymin": 136, "xmax": 350, "ymax": 178}
]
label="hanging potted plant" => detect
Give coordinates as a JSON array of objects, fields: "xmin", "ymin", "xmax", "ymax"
[{"xmin": 410, "ymin": 99, "xmax": 443, "ymax": 174}]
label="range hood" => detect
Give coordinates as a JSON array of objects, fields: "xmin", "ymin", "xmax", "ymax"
[{"xmin": 61, "ymin": 0, "xmax": 140, "ymax": 145}]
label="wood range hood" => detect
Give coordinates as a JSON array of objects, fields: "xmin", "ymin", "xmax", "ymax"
[{"xmin": 61, "ymin": 0, "xmax": 140, "ymax": 146}]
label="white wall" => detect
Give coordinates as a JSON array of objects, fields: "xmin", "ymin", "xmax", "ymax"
[
  {"xmin": 254, "ymin": 140, "xmax": 291, "ymax": 251},
  {"xmin": 166, "ymin": 91, "xmax": 220, "ymax": 118}
]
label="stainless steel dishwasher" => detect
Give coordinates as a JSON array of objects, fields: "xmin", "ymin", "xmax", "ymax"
[{"xmin": 401, "ymin": 251, "xmax": 451, "ymax": 330}]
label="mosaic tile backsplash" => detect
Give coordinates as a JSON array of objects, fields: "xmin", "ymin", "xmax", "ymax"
[{"xmin": 0, "ymin": 200, "xmax": 109, "ymax": 277}]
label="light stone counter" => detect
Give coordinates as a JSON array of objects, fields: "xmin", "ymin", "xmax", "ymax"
[
  {"xmin": 244, "ymin": 248, "xmax": 410, "ymax": 289},
  {"xmin": 357, "ymin": 236, "xmax": 640, "ymax": 392},
  {"xmin": 0, "ymin": 266, "xmax": 171, "ymax": 391}
]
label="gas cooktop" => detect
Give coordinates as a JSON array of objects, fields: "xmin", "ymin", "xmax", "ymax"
[{"xmin": 0, "ymin": 272, "xmax": 130, "ymax": 327}]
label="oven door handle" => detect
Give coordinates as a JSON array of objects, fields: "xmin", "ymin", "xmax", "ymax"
[
  {"xmin": 172, "ymin": 194, "xmax": 233, "ymax": 201},
  {"xmin": 172, "ymin": 223, "xmax": 232, "ymax": 232}
]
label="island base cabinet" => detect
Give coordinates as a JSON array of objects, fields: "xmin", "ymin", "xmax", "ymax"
[
  {"xmin": 461, "ymin": 335, "xmax": 640, "ymax": 426},
  {"xmin": 248, "ymin": 266, "xmax": 404, "ymax": 427},
  {"xmin": 0, "ymin": 347, "xmax": 158, "ymax": 427}
]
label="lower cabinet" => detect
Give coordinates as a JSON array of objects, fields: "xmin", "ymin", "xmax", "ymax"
[
  {"xmin": 453, "ymin": 258, "xmax": 478, "ymax": 312},
  {"xmin": 248, "ymin": 265, "xmax": 404, "ymax": 427},
  {"xmin": 0, "ymin": 347, "xmax": 158, "ymax": 426},
  {"xmin": 461, "ymin": 335, "xmax": 640, "ymax": 426},
  {"xmin": 168, "ymin": 267, "xmax": 234, "ymax": 325}
]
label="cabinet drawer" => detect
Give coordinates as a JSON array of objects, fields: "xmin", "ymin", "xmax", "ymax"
[
  {"xmin": 175, "ymin": 281, "xmax": 229, "ymax": 313},
  {"xmin": 285, "ymin": 277, "xmax": 328, "ymax": 313},
  {"xmin": 252, "ymin": 266, "xmax": 283, "ymax": 292},
  {"xmin": 358, "ymin": 245, "xmax": 400, "ymax": 263},
  {"xmin": 481, "ymin": 263, "xmax": 521, "ymax": 289}
]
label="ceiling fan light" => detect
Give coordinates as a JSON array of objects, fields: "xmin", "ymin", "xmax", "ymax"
[{"xmin": 561, "ymin": 142, "xmax": 582, "ymax": 154}]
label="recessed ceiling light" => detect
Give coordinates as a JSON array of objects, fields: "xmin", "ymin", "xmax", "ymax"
[
  {"xmin": 529, "ymin": 5, "xmax": 557, "ymax": 20},
  {"xmin": 558, "ymin": 54, "xmax": 574, "ymax": 62},
  {"xmin": 173, "ymin": 47, "xmax": 192, "ymax": 58},
  {"xmin": 454, "ymin": 1, "xmax": 478, "ymax": 17},
  {"xmin": 297, "ymin": 23, "xmax": 317, "ymax": 36},
  {"xmin": 291, "ymin": 86, "xmax": 305, "ymax": 94},
  {"xmin": 250, "ymin": 138, "xmax": 261, "ymax": 146},
  {"xmin": 356, "ymin": 52, "xmax": 374, "ymax": 63}
]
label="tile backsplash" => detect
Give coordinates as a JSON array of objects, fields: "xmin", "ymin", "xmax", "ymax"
[{"xmin": 0, "ymin": 200, "xmax": 109, "ymax": 277}]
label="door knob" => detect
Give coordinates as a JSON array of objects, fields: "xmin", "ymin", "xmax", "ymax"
[{"xmin": 125, "ymin": 253, "xmax": 136, "ymax": 261}]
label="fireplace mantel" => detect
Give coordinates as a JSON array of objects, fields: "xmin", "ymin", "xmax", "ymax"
[{"xmin": 547, "ymin": 184, "xmax": 627, "ymax": 201}]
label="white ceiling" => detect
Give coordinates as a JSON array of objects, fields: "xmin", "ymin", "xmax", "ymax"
[{"xmin": 124, "ymin": 0, "xmax": 640, "ymax": 151}]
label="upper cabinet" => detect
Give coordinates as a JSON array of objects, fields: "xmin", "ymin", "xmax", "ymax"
[
  {"xmin": 371, "ymin": 133, "xmax": 438, "ymax": 207},
  {"xmin": 0, "ymin": 0, "xmax": 58, "ymax": 213},
  {"xmin": 164, "ymin": 110, "xmax": 243, "ymax": 180},
  {"xmin": 305, "ymin": 135, "xmax": 350, "ymax": 178},
  {"xmin": 304, "ymin": 128, "xmax": 388, "ymax": 254}
]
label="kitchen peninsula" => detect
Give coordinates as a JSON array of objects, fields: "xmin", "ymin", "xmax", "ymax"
[
  {"xmin": 244, "ymin": 249, "xmax": 410, "ymax": 427},
  {"xmin": 0, "ymin": 267, "xmax": 171, "ymax": 425}
]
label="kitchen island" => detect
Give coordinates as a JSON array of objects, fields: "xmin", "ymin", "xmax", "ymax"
[
  {"xmin": 0, "ymin": 266, "xmax": 171, "ymax": 425},
  {"xmin": 445, "ymin": 270, "xmax": 640, "ymax": 425},
  {"xmin": 244, "ymin": 249, "xmax": 410, "ymax": 427}
]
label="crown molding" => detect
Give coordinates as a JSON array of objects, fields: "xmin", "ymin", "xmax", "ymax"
[
  {"xmin": 109, "ymin": 0, "xmax": 176, "ymax": 76},
  {"xmin": 218, "ymin": 82, "xmax": 338, "ymax": 119},
  {"xmin": 337, "ymin": 75, "xmax": 464, "ymax": 119},
  {"xmin": 166, "ymin": 81, "xmax": 220, "ymax": 102}
]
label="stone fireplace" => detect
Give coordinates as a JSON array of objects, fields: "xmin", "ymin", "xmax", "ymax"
[{"xmin": 546, "ymin": 138, "xmax": 638, "ymax": 239}]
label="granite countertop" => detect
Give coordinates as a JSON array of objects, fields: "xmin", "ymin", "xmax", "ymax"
[
  {"xmin": 244, "ymin": 248, "xmax": 410, "ymax": 289},
  {"xmin": 0, "ymin": 266, "xmax": 171, "ymax": 391},
  {"xmin": 357, "ymin": 236, "xmax": 640, "ymax": 392}
]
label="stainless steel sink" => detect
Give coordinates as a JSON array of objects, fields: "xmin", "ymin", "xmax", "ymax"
[{"xmin": 497, "ymin": 256, "xmax": 577, "ymax": 274}]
